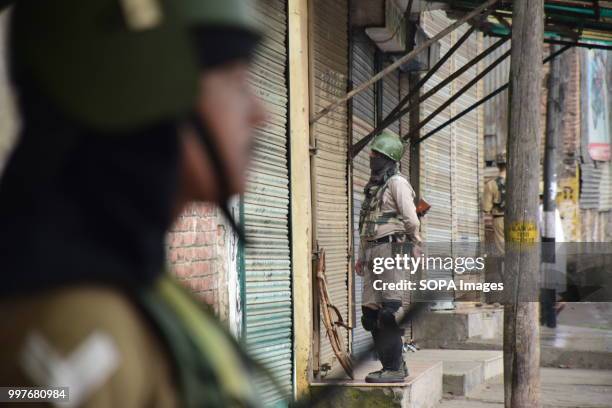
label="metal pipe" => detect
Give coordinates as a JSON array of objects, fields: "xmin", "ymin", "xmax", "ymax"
[
  {"xmin": 404, "ymin": 47, "xmax": 512, "ymax": 140},
  {"xmin": 351, "ymin": 34, "xmax": 509, "ymax": 157},
  {"xmin": 350, "ymin": 24, "xmax": 478, "ymax": 156},
  {"xmin": 415, "ymin": 45, "xmax": 572, "ymax": 145}
]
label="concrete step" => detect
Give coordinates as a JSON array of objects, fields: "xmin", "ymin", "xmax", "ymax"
[
  {"xmin": 423, "ymin": 325, "xmax": 612, "ymax": 370},
  {"xmin": 414, "ymin": 306, "xmax": 504, "ymax": 348},
  {"xmin": 436, "ymin": 368, "xmax": 612, "ymax": 408},
  {"xmin": 311, "ymin": 358, "xmax": 443, "ymax": 408},
  {"xmin": 408, "ymin": 350, "xmax": 503, "ymax": 397},
  {"xmin": 540, "ymin": 324, "xmax": 612, "ymax": 369}
]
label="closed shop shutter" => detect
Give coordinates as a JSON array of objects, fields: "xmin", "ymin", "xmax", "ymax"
[
  {"xmin": 482, "ymin": 36, "xmax": 511, "ymax": 152},
  {"xmin": 311, "ymin": 0, "xmax": 350, "ymax": 374},
  {"xmin": 398, "ymin": 72, "xmax": 413, "ymax": 337},
  {"xmin": 383, "ymin": 62, "xmax": 401, "ymax": 135},
  {"xmin": 452, "ymin": 26, "xmax": 482, "ymax": 301},
  {"xmin": 452, "ymin": 27, "xmax": 480, "ymax": 244},
  {"xmin": 420, "ymin": 10, "xmax": 453, "ymax": 303},
  {"xmin": 351, "ymin": 32, "xmax": 376, "ymax": 357},
  {"xmin": 243, "ymin": 0, "xmax": 292, "ymax": 404},
  {"xmin": 580, "ymin": 161, "xmax": 603, "ymax": 209},
  {"xmin": 599, "ymin": 162, "xmax": 612, "ymax": 211},
  {"xmin": 399, "ymin": 72, "xmax": 411, "ymax": 176}
]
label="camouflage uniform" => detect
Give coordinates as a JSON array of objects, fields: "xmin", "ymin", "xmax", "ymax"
[
  {"xmin": 483, "ymin": 176, "xmax": 506, "ymax": 254},
  {"xmin": 359, "ymin": 173, "xmax": 421, "ymax": 307},
  {"xmin": 358, "ymin": 163, "xmax": 420, "ymax": 381}
]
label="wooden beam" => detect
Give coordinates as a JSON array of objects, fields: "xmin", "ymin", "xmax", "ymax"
[{"xmin": 288, "ymin": 0, "xmax": 313, "ymax": 398}]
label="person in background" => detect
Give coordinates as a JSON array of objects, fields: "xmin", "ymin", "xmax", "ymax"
[
  {"xmin": 482, "ymin": 152, "xmax": 506, "ymax": 301},
  {"xmin": 355, "ymin": 130, "xmax": 421, "ymax": 384},
  {"xmin": 483, "ymin": 152, "xmax": 507, "ymax": 253},
  {"xmin": 538, "ymin": 182, "xmax": 567, "ymax": 328},
  {"xmin": 0, "ymin": 0, "xmax": 267, "ymax": 406}
]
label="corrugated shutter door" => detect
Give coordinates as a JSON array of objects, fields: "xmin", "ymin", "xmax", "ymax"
[
  {"xmin": 580, "ymin": 161, "xmax": 602, "ymax": 209},
  {"xmin": 483, "ymin": 36, "xmax": 511, "ymax": 150},
  {"xmin": 399, "ymin": 72, "xmax": 411, "ymax": 175},
  {"xmin": 398, "ymin": 72, "xmax": 412, "ymax": 338},
  {"xmin": 452, "ymin": 27, "xmax": 480, "ymax": 244},
  {"xmin": 420, "ymin": 11, "xmax": 453, "ymax": 302},
  {"xmin": 452, "ymin": 27, "xmax": 482, "ymax": 301},
  {"xmin": 244, "ymin": 0, "xmax": 292, "ymax": 404},
  {"xmin": 383, "ymin": 62, "xmax": 401, "ymax": 135},
  {"xmin": 351, "ymin": 33, "xmax": 376, "ymax": 357},
  {"xmin": 312, "ymin": 0, "xmax": 350, "ymax": 374},
  {"xmin": 598, "ymin": 161, "xmax": 612, "ymax": 211}
]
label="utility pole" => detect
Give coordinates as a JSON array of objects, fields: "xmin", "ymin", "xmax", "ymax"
[{"xmin": 504, "ymin": 0, "xmax": 543, "ymax": 407}]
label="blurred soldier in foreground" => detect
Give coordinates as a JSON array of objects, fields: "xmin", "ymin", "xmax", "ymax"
[
  {"xmin": 356, "ymin": 131, "xmax": 421, "ymax": 383},
  {"xmin": 0, "ymin": 0, "xmax": 266, "ymax": 406}
]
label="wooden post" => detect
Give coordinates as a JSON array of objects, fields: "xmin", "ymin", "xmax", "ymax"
[
  {"xmin": 289, "ymin": 0, "xmax": 313, "ymax": 397},
  {"xmin": 504, "ymin": 0, "xmax": 544, "ymax": 407}
]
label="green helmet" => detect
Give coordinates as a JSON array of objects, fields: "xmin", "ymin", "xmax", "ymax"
[
  {"xmin": 9, "ymin": 0, "xmax": 259, "ymax": 131},
  {"xmin": 370, "ymin": 130, "xmax": 405, "ymax": 162}
]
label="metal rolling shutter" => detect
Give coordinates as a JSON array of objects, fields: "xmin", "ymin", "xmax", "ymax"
[
  {"xmin": 243, "ymin": 0, "xmax": 292, "ymax": 404},
  {"xmin": 383, "ymin": 62, "xmax": 401, "ymax": 135},
  {"xmin": 399, "ymin": 73, "xmax": 411, "ymax": 176},
  {"xmin": 599, "ymin": 162, "xmax": 612, "ymax": 211},
  {"xmin": 311, "ymin": 0, "xmax": 350, "ymax": 374},
  {"xmin": 452, "ymin": 27, "xmax": 480, "ymax": 244},
  {"xmin": 351, "ymin": 32, "xmax": 376, "ymax": 357},
  {"xmin": 452, "ymin": 27, "xmax": 482, "ymax": 301},
  {"xmin": 420, "ymin": 11, "xmax": 453, "ymax": 304},
  {"xmin": 580, "ymin": 161, "xmax": 602, "ymax": 209},
  {"xmin": 483, "ymin": 36, "xmax": 511, "ymax": 152}
]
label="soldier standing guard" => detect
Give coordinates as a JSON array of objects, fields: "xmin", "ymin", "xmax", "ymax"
[
  {"xmin": 483, "ymin": 152, "xmax": 507, "ymax": 300},
  {"xmin": 483, "ymin": 152, "xmax": 507, "ymax": 253},
  {"xmin": 0, "ymin": 0, "xmax": 269, "ymax": 406},
  {"xmin": 355, "ymin": 130, "xmax": 421, "ymax": 383}
]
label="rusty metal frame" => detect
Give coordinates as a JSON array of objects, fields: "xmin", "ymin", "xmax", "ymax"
[
  {"xmin": 403, "ymin": 46, "xmax": 511, "ymax": 140},
  {"xmin": 413, "ymin": 44, "xmax": 574, "ymax": 146},
  {"xmin": 310, "ymin": 0, "xmax": 501, "ymax": 124},
  {"xmin": 351, "ymin": 33, "xmax": 509, "ymax": 157},
  {"xmin": 350, "ymin": 23, "xmax": 478, "ymax": 156}
]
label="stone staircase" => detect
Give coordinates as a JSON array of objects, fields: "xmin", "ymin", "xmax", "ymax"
[
  {"xmin": 308, "ymin": 304, "xmax": 612, "ymax": 406},
  {"xmin": 412, "ymin": 305, "xmax": 504, "ymax": 349},
  {"xmin": 408, "ymin": 349, "xmax": 503, "ymax": 397},
  {"xmin": 310, "ymin": 349, "xmax": 503, "ymax": 407},
  {"xmin": 311, "ymin": 358, "xmax": 443, "ymax": 408}
]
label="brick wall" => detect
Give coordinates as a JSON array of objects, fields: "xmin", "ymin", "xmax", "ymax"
[{"xmin": 167, "ymin": 203, "xmax": 222, "ymax": 313}]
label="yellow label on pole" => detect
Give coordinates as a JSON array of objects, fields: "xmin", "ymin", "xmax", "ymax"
[{"xmin": 508, "ymin": 222, "xmax": 538, "ymax": 243}]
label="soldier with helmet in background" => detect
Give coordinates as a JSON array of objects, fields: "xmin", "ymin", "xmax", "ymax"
[
  {"xmin": 483, "ymin": 152, "xmax": 507, "ymax": 253},
  {"xmin": 483, "ymin": 152, "xmax": 507, "ymax": 300},
  {"xmin": 0, "ymin": 0, "xmax": 268, "ymax": 406},
  {"xmin": 355, "ymin": 130, "xmax": 421, "ymax": 383}
]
